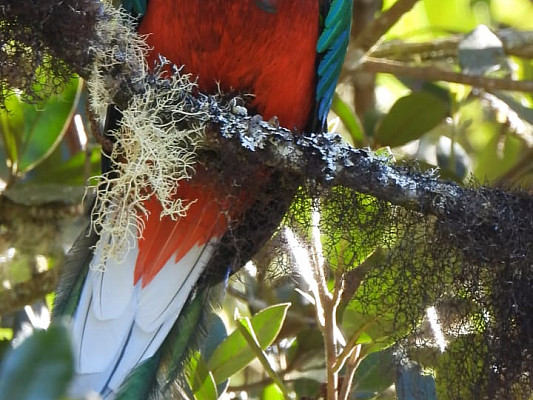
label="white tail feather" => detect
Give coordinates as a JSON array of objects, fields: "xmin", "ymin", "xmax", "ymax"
[{"xmin": 69, "ymin": 239, "xmax": 215, "ymax": 399}]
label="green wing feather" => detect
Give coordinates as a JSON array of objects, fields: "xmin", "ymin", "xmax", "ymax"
[
  {"xmin": 121, "ymin": 0, "xmax": 148, "ymax": 16},
  {"xmin": 115, "ymin": 356, "xmax": 160, "ymax": 400},
  {"xmin": 316, "ymin": 0, "xmax": 353, "ymax": 124},
  {"xmin": 113, "ymin": 285, "xmax": 219, "ymax": 399},
  {"xmin": 52, "ymin": 224, "xmax": 96, "ymax": 318}
]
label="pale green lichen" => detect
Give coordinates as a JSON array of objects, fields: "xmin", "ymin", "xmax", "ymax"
[{"xmin": 86, "ymin": 3, "xmax": 209, "ymax": 268}]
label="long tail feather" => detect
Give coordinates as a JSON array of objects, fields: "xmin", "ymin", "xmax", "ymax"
[{"xmin": 53, "ymin": 224, "xmax": 98, "ymax": 318}]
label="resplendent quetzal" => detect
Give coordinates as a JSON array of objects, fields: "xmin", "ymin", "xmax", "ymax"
[{"xmin": 54, "ymin": 1, "xmax": 352, "ymax": 398}]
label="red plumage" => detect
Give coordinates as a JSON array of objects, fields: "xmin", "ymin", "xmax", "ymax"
[
  {"xmin": 139, "ymin": 0, "xmax": 319, "ymax": 130},
  {"xmin": 63, "ymin": 2, "xmax": 325, "ymax": 397},
  {"xmin": 135, "ymin": 0, "xmax": 320, "ymax": 285}
]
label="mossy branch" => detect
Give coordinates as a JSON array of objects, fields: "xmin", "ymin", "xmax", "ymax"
[{"xmin": 2, "ymin": 0, "xmax": 533, "ymax": 272}]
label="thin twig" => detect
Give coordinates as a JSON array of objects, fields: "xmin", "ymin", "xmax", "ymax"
[
  {"xmin": 333, "ymin": 318, "xmax": 377, "ymax": 373},
  {"xmin": 369, "ymin": 30, "xmax": 533, "ymax": 61},
  {"xmin": 323, "ymin": 300, "xmax": 339, "ymax": 400},
  {"xmin": 352, "ymin": 0, "xmax": 422, "ymax": 52},
  {"xmin": 339, "ymin": 344, "xmax": 362, "ymax": 400},
  {"xmin": 360, "ymin": 57, "xmax": 533, "ymax": 92},
  {"xmin": 235, "ymin": 318, "xmax": 294, "ymax": 400}
]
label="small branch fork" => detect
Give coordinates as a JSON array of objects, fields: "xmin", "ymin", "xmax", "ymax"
[{"xmin": 285, "ymin": 209, "xmax": 369, "ymax": 400}]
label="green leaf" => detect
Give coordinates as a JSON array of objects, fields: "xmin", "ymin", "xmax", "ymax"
[
  {"xmin": 434, "ymin": 334, "xmax": 489, "ymax": 399},
  {"xmin": 331, "ymin": 93, "xmax": 364, "ymax": 146},
  {"xmin": 0, "ymin": 77, "xmax": 81, "ymax": 177},
  {"xmin": 474, "ymin": 133, "xmax": 522, "ymax": 182},
  {"xmin": 0, "ymin": 324, "xmax": 74, "ymax": 400},
  {"xmin": 207, "ymin": 303, "xmax": 290, "ymax": 383},
  {"xmin": 31, "ymin": 146, "xmax": 101, "ymax": 186},
  {"xmin": 18, "ymin": 77, "xmax": 81, "ymax": 173},
  {"xmin": 186, "ymin": 352, "xmax": 218, "ymax": 400},
  {"xmin": 375, "ymin": 92, "xmax": 448, "ymax": 148},
  {"xmin": 424, "ymin": 0, "xmax": 477, "ymax": 32},
  {"xmin": 342, "ymin": 307, "xmax": 394, "ymax": 355},
  {"xmin": 262, "ymin": 383, "xmax": 285, "ymax": 400},
  {"xmin": 0, "ymin": 329, "xmax": 13, "ymax": 341},
  {"xmin": 286, "ymin": 328, "xmax": 324, "ymax": 371},
  {"xmin": 0, "ymin": 94, "xmax": 24, "ymax": 173},
  {"xmin": 351, "ymin": 349, "xmax": 396, "ymax": 399},
  {"xmin": 341, "ymin": 248, "xmax": 426, "ymax": 354},
  {"xmin": 320, "ymin": 189, "xmax": 393, "ymax": 272},
  {"xmin": 491, "ymin": 0, "xmax": 533, "ymax": 29},
  {"xmin": 292, "ymin": 378, "xmax": 322, "ymax": 399}
]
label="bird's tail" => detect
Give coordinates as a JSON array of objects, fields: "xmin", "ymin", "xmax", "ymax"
[{"xmin": 53, "ymin": 198, "xmax": 226, "ymax": 399}]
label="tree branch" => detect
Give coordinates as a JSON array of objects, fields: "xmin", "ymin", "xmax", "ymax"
[
  {"xmin": 0, "ymin": 269, "xmax": 58, "ymax": 315},
  {"xmin": 351, "ymin": 0, "xmax": 422, "ymax": 53},
  {"xmin": 369, "ymin": 29, "xmax": 533, "ymax": 61},
  {"xmin": 2, "ymin": 0, "xmax": 533, "ymax": 275},
  {"xmin": 360, "ymin": 57, "xmax": 533, "ymax": 92}
]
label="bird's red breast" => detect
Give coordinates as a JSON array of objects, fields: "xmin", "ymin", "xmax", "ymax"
[
  {"xmin": 134, "ymin": 0, "xmax": 320, "ymax": 285},
  {"xmin": 139, "ymin": 0, "xmax": 319, "ymax": 130}
]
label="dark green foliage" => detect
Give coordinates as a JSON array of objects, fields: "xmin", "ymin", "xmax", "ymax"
[
  {"xmin": 375, "ymin": 92, "xmax": 449, "ymax": 147},
  {"xmin": 0, "ymin": 0, "xmax": 99, "ymax": 108},
  {"xmin": 0, "ymin": 324, "xmax": 73, "ymax": 400},
  {"xmin": 284, "ymin": 182, "xmax": 533, "ymax": 399}
]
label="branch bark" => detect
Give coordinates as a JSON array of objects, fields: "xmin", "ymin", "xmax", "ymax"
[
  {"xmin": 369, "ymin": 29, "xmax": 533, "ymax": 61},
  {"xmin": 351, "ymin": 0, "xmax": 422, "ymax": 53},
  {"xmin": 0, "ymin": 269, "xmax": 59, "ymax": 316},
  {"xmin": 361, "ymin": 57, "xmax": 533, "ymax": 92}
]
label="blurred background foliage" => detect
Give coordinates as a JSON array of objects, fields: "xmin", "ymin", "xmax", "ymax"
[{"xmin": 0, "ymin": 0, "xmax": 532, "ymax": 399}]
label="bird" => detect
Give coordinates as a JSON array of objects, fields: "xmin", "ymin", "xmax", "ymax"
[{"xmin": 53, "ymin": 0, "xmax": 352, "ymax": 398}]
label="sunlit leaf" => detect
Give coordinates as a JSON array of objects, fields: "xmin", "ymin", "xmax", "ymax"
[
  {"xmin": 491, "ymin": 0, "xmax": 533, "ymax": 29},
  {"xmin": 474, "ymin": 134, "xmax": 523, "ymax": 182},
  {"xmin": 331, "ymin": 93, "xmax": 364, "ymax": 145},
  {"xmin": 0, "ymin": 94, "xmax": 24, "ymax": 173},
  {"xmin": 208, "ymin": 303, "xmax": 290, "ymax": 383},
  {"xmin": 262, "ymin": 383, "xmax": 285, "ymax": 400},
  {"xmin": 320, "ymin": 189, "xmax": 393, "ymax": 272},
  {"xmin": 186, "ymin": 351, "xmax": 218, "ymax": 400},
  {"xmin": 0, "ymin": 77, "xmax": 81, "ymax": 177},
  {"xmin": 18, "ymin": 77, "xmax": 82, "ymax": 173},
  {"xmin": 424, "ymin": 0, "xmax": 477, "ymax": 32}
]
